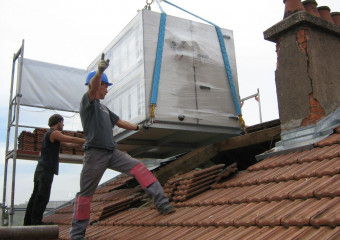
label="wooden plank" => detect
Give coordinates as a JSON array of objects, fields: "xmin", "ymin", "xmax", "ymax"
[
  {"xmin": 154, "ymin": 144, "xmax": 219, "ymax": 185},
  {"xmin": 217, "ymin": 126, "xmax": 281, "ymax": 152}
]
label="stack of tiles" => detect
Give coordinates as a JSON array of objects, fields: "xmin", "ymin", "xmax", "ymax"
[
  {"xmin": 74, "ymin": 131, "xmax": 85, "ymax": 155},
  {"xmin": 60, "ymin": 130, "xmax": 75, "ymax": 155},
  {"xmin": 164, "ymin": 164, "xmax": 225, "ymax": 203},
  {"xmin": 18, "ymin": 131, "xmax": 35, "ymax": 151},
  {"xmin": 34, "ymin": 128, "xmax": 47, "ymax": 152}
]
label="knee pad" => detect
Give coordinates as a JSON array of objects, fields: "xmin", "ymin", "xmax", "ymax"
[
  {"xmin": 75, "ymin": 195, "xmax": 92, "ymax": 220},
  {"xmin": 130, "ymin": 162, "xmax": 157, "ymax": 189}
]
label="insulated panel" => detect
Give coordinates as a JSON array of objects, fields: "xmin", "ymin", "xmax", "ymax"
[{"xmin": 87, "ymin": 10, "xmax": 241, "ymax": 158}]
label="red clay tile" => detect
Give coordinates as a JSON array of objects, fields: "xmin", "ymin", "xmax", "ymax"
[
  {"xmin": 190, "ymin": 189, "xmax": 224, "ymax": 206},
  {"xmin": 157, "ymin": 226, "xmax": 194, "ymax": 240},
  {"xmin": 244, "ymin": 226, "xmax": 278, "ymax": 240},
  {"xmin": 210, "ymin": 202, "xmax": 248, "ymax": 226},
  {"xmin": 281, "ymin": 197, "xmax": 332, "ymax": 227},
  {"xmin": 310, "ymin": 197, "xmax": 340, "ymax": 228},
  {"xmin": 185, "ymin": 206, "xmax": 225, "ymax": 226},
  {"xmin": 181, "ymin": 227, "xmax": 217, "ymax": 240},
  {"xmin": 314, "ymin": 175, "xmax": 340, "ymax": 198},
  {"xmin": 212, "ymin": 186, "xmax": 247, "ymax": 205},
  {"xmin": 164, "ymin": 207, "xmax": 200, "ymax": 226},
  {"xmin": 233, "ymin": 201, "xmax": 278, "ymax": 227},
  {"xmin": 320, "ymin": 144, "xmax": 340, "ymax": 160},
  {"xmin": 274, "ymin": 163, "xmax": 301, "ymax": 181},
  {"xmin": 255, "ymin": 199, "xmax": 303, "ymax": 227},
  {"xmin": 181, "ymin": 206, "xmax": 216, "ymax": 226},
  {"xmin": 223, "ymin": 171, "xmax": 252, "ymax": 187},
  {"xmin": 256, "ymin": 167, "xmax": 285, "ymax": 184},
  {"xmin": 293, "ymin": 159, "xmax": 327, "ymax": 179},
  {"xmin": 288, "ymin": 177, "xmax": 325, "ymax": 200},
  {"xmin": 273, "ymin": 152, "xmax": 302, "ymax": 166},
  {"xmin": 266, "ymin": 178, "xmax": 307, "ymax": 201},
  {"xmin": 105, "ymin": 209, "xmax": 141, "ymax": 225},
  {"xmin": 228, "ymin": 185, "xmax": 262, "ymax": 204},
  {"xmin": 246, "ymin": 182, "xmax": 277, "ymax": 202},
  {"xmin": 199, "ymin": 205, "xmax": 229, "ymax": 226},
  {"xmin": 316, "ymin": 133, "xmax": 340, "ymax": 147},
  {"xmin": 225, "ymin": 226, "xmax": 260, "ymax": 240},
  {"xmin": 288, "ymin": 150, "xmax": 312, "ymax": 164},
  {"xmin": 294, "ymin": 226, "xmax": 340, "ymax": 240},
  {"xmin": 296, "ymin": 147, "xmax": 322, "ymax": 163},
  {"xmin": 216, "ymin": 202, "xmax": 267, "ymax": 227},
  {"xmin": 131, "ymin": 226, "xmax": 169, "ymax": 240},
  {"xmin": 242, "ymin": 169, "xmax": 268, "ymax": 185},
  {"xmin": 260, "ymin": 226, "xmax": 309, "ymax": 240},
  {"xmin": 313, "ymin": 145, "xmax": 336, "ymax": 161},
  {"xmin": 194, "ymin": 227, "xmax": 231, "ymax": 240},
  {"xmin": 211, "ymin": 226, "xmax": 247, "ymax": 239},
  {"xmin": 264, "ymin": 154, "xmax": 291, "ymax": 169},
  {"xmin": 315, "ymin": 157, "xmax": 340, "ymax": 177},
  {"xmin": 248, "ymin": 155, "xmax": 280, "ymax": 171}
]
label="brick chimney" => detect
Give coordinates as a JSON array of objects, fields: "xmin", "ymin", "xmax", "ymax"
[{"xmin": 264, "ymin": 4, "xmax": 340, "ymax": 133}]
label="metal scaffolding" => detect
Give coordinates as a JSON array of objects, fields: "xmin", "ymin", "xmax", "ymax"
[
  {"xmin": 241, "ymin": 88, "xmax": 263, "ymax": 124},
  {"xmin": 2, "ymin": 40, "xmax": 25, "ymax": 226}
]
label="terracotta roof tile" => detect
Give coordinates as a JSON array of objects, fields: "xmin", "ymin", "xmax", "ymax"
[
  {"xmin": 314, "ymin": 174, "xmax": 340, "ymax": 198},
  {"xmin": 320, "ymin": 144, "xmax": 340, "ymax": 160},
  {"xmin": 260, "ymin": 226, "xmax": 307, "ymax": 240},
  {"xmin": 266, "ymin": 179, "xmax": 306, "ymax": 201},
  {"xmin": 288, "ymin": 176, "xmax": 325, "ymax": 200},
  {"xmin": 310, "ymin": 197, "xmax": 340, "ymax": 228},
  {"xmin": 50, "ymin": 126, "xmax": 340, "ymax": 240},
  {"xmin": 293, "ymin": 226, "xmax": 340, "ymax": 240},
  {"xmin": 281, "ymin": 197, "xmax": 334, "ymax": 227},
  {"xmin": 316, "ymin": 132, "xmax": 340, "ymax": 147}
]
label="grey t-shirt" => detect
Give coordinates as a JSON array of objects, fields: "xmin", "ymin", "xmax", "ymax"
[{"xmin": 80, "ymin": 92, "xmax": 119, "ymax": 150}]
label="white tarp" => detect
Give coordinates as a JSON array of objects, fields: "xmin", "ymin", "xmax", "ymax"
[{"xmin": 21, "ymin": 58, "xmax": 87, "ymax": 112}]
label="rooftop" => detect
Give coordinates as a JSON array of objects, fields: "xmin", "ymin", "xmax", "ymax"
[{"xmin": 44, "ymin": 125, "xmax": 340, "ymax": 240}]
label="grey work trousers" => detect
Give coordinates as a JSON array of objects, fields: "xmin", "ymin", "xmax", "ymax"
[{"xmin": 70, "ymin": 148, "xmax": 168, "ymax": 240}]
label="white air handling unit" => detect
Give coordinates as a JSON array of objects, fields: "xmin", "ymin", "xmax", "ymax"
[{"xmin": 87, "ymin": 10, "xmax": 242, "ymax": 158}]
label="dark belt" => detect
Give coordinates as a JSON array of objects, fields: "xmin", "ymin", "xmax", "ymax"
[{"xmin": 83, "ymin": 146, "xmax": 114, "ymax": 152}]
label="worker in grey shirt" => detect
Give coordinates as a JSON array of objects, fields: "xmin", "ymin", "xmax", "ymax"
[{"xmin": 70, "ymin": 54, "xmax": 175, "ymax": 240}]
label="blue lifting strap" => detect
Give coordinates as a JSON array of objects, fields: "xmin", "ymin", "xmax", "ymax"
[
  {"xmin": 215, "ymin": 26, "xmax": 241, "ymax": 115},
  {"xmin": 150, "ymin": 12, "xmax": 167, "ymax": 106}
]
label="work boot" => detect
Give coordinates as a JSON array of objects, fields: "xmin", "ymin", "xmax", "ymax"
[{"xmin": 157, "ymin": 202, "xmax": 176, "ymax": 215}]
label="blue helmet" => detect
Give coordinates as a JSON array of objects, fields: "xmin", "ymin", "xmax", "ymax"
[{"xmin": 85, "ymin": 71, "xmax": 112, "ymax": 86}]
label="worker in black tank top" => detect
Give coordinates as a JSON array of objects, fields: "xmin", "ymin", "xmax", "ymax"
[{"xmin": 24, "ymin": 114, "xmax": 85, "ymax": 226}]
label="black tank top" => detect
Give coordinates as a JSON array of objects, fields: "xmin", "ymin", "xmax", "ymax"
[{"xmin": 36, "ymin": 128, "xmax": 60, "ymax": 175}]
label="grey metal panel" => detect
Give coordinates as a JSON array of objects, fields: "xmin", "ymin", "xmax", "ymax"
[{"xmin": 116, "ymin": 122, "xmax": 240, "ymax": 158}]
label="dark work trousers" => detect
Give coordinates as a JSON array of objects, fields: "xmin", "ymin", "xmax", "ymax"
[
  {"xmin": 70, "ymin": 148, "xmax": 169, "ymax": 240},
  {"xmin": 24, "ymin": 170, "xmax": 54, "ymax": 225}
]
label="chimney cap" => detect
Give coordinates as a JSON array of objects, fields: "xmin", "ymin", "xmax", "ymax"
[
  {"xmin": 331, "ymin": 12, "xmax": 340, "ymax": 16},
  {"xmin": 317, "ymin": 6, "xmax": 331, "ymax": 11}
]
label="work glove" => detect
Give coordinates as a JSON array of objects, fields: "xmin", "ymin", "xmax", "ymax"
[
  {"xmin": 136, "ymin": 123, "xmax": 150, "ymax": 132},
  {"xmin": 97, "ymin": 53, "xmax": 110, "ymax": 74}
]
